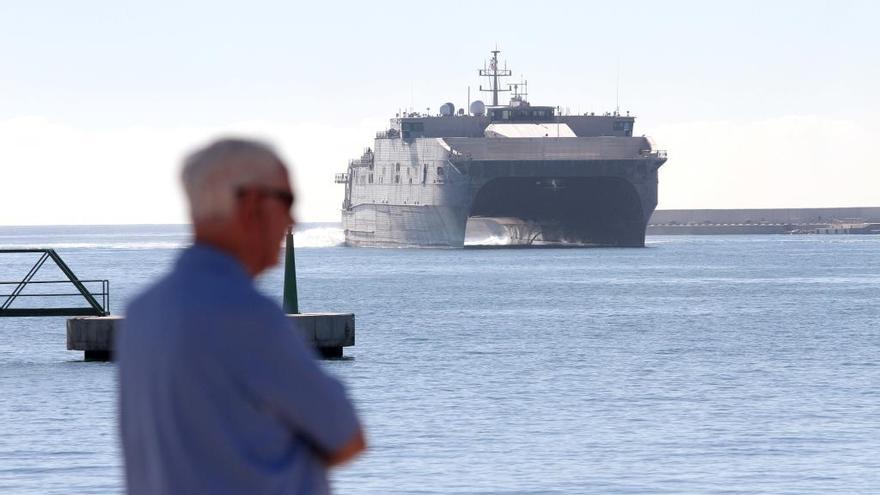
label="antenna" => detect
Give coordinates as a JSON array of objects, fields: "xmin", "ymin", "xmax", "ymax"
[
  {"xmin": 615, "ymin": 58, "xmax": 620, "ymax": 115},
  {"xmin": 478, "ymin": 49, "xmax": 512, "ymax": 106},
  {"xmin": 509, "ymin": 78, "xmax": 528, "ymax": 102}
]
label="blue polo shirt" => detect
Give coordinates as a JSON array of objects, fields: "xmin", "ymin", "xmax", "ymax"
[{"xmin": 118, "ymin": 244, "xmax": 359, "ymax": 494}]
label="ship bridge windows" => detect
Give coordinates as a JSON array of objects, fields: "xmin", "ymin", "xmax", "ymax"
[
  {"xmin": 613, "ymin": 120, "xmax": 634, "ymax": 136},
  {"xmin": 489, "ymin": 107, "xmax": 555, "ymax": 122},
  {"xmin": 401, "ymin": 121, "xmax": 425, "ymax": 138}
]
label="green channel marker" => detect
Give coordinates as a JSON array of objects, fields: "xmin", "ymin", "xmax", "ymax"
[{"xmin": 282, "ymin": 227, "xmax": 299, "ymax": 314}]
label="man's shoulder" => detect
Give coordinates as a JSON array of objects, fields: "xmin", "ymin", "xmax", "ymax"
[
  {"xmin": 126, "ymin": 273, "xmax": 174, "ymax": 316},
  {"xmin": 122, "ymin": 276, "xmax": 288, "ymax": 365},
  {"xmin": 129, "ymin": 264, "xmax": 256, "ymax": 307},
  {"xmin": 128, "ymin": 270, "xmax": 283, "ymax": 330}
]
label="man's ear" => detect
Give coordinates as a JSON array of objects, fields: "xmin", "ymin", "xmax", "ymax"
[{"xmin": 235, "ymin": 191, "xmax": 262, "ymax": 225}]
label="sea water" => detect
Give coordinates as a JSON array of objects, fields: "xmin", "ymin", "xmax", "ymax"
[{"xmin": 0, "ymin": 225, "xmax": 878, "ymax": 494}]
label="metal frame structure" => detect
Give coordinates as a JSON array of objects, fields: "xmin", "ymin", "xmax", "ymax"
[{"xmin": 0, "ymin": 249, "xmax": 109, "ymax": 317}]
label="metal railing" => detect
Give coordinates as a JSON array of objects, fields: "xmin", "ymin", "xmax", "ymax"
[
  {"xmin": 0, "ymin": 249, "xmax": 110, "ymax": 317},
  {"xmin": 376, "ymin": 129, "xmax": 400, "ymax": 139}
]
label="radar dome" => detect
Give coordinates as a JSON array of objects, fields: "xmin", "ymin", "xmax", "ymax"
[
  {"xmin": 469, "ymin": 100, "xmax": 486, "ymax": 116},
  {"xmin": 439, "ymin": 102, "xmax": 455, "ymax": 116}
]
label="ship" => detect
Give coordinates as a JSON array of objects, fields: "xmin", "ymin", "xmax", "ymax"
[{"xmin": 336, "ymin": 50, "xmax": 667, "ymax": 247}]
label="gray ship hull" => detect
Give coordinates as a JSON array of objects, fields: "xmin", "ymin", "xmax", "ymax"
[
  {"xmin": 343, "ymin": 204, "xmax": 468, "ymax": 247},
  {"xmin": 341, "ymin": 136, "xmax": 665, "ymax": 248}
]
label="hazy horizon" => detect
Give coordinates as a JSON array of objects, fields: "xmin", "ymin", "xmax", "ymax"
[{"xmin": 2, "ymin": 1, "xmax": 878, "ymax": 226}]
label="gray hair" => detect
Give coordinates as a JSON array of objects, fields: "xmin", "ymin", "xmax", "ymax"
[{"xmin": 181, "ymin": 138, "xmax": 286, "ymax": 221}]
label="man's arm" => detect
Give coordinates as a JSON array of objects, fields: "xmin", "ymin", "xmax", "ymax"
[
  {"xmin": 234, "ymin": 309, "xmax": 366, "ymax": 461},
  {"xmin": 324, "ymin": 427, "xmax": 366, "ymax": 467}
]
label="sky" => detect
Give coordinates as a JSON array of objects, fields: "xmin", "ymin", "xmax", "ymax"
[{"xmin": 1, "ymin": 0, "xmax": 877, "ymax": 225}]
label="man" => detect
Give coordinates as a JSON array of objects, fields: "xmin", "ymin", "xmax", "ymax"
[{"xmin": 118, "ymin": 138, "xmax": 365, "ymax": 494}]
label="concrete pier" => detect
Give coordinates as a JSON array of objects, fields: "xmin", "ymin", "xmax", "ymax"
[{"xmin": 67, "ymin": 313, "xmax": 355, "ymax": 361}]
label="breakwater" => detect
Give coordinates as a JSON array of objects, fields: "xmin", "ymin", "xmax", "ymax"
[{"xmin": 648, "ymin": 207, "xmax": 880, "ymax": 235}]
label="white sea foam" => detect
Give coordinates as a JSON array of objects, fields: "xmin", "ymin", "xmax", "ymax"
[
  {"xmin": 0, "ymin": 241, "xmax": 189, "ymax": 250},
  {"xmin": 465, "ymin": 235, "xmax": 511, "ymax": 246},
  {"xmin": 293, "ymin": 227, "xmax": 344, "ymax": 248},
  {"xmin": 0, "ymin": 226, "xmax": 345, "ymax": 250}
]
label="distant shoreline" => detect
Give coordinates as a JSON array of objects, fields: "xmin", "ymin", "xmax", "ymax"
[
  {"xmin": 0, "ymin": 222, "xmax": 341, "ymax": 231},
  {"xmin": 4, "ymin": 209, "xmax": 880, "ymax": 237}
]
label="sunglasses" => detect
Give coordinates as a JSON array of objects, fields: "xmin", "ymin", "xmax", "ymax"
[{"xmin": 237, "ymin": 187, "xmax": 295, "ymax": 210}]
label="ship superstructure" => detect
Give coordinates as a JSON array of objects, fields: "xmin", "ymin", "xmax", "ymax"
[{"xmin": 336, "ymin": 50, "xmax": 667, "ymax": 247}]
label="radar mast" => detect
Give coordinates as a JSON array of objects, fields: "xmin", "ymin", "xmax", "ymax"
[
  {"xmin": 479, "ymin": 49, "xmax": 512, "ymax": 106},
  {"xmin": 509, "ymin": 79, "xmax": 528, "ymax": 104}
]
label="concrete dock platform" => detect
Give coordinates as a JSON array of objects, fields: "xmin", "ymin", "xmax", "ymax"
[{"xmin": 67, "ymin": 313, "xmax": 355, "ymax": 361}]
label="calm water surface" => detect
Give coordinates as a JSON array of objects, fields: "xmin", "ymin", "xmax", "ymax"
[{"xmin": 0, "ymin": 226, "xmax": 878, "ymax": 494}]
